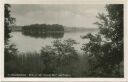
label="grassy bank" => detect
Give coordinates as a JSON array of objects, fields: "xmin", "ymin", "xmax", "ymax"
[{"xmin": 5, "ymin": 52, "xmax": 91, "ymax": 77}]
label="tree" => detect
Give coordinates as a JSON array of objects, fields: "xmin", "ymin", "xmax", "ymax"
[
  {"xmin": 4, "ymin": 4, "xmax": 15, "ymax": 44},
  {"xmin": 40, "ymin": 39, "xmax": 79, "ymax": 75},
  {"xmin": 5, "ymin": 4, "xmax": 17, "ymax": 62},
  {"xmin": 82, "ymin": 4, "xmax": 123, "ymax": 77},
  {"xmin": 4, "ymin": 4, "xmax": 17, "ymax": 76}
]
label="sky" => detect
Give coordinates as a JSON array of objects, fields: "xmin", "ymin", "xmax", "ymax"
[{"xmin": 10, "ymin": 4, "xmax": 106, "ymax": 28}]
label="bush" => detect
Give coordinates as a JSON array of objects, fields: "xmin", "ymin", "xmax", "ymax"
[{"xmin": 40, "ymin": 39, "xmax": 79, "ymax": 76}]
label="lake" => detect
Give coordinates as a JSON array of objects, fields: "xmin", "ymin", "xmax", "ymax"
[{"xmin": 9, "ymin": 29, "xmax": 98, "ymax": 53}]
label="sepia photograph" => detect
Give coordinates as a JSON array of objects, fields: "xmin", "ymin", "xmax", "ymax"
[{"xmin": 4, "ymin": 3, "xmax": 124, "ymax": 78}]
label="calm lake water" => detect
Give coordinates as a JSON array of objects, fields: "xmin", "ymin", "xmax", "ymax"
[{"xmin": 9, "ymin": 29, "xmax": 98, "ymax": 53}]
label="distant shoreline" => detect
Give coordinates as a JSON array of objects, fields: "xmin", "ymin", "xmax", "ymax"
[{"xmin": 11, "ymin": 25, "xmax": 98, "ymax": 32}]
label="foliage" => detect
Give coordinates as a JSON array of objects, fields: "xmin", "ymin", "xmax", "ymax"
[
  {"xmin": 4, "ymin": 4, "xmax": 17, "ymax": 76},
  {"xmin": 82, "ymin": 4, "xmax": 123, "ymax": 77},
  {"xmin": 4, "ymin": 4, "xmax": 16, "ymax": 44},
  {"xmin": 40, "ymin": 39, "xmax": 79, "ymax": 75}
]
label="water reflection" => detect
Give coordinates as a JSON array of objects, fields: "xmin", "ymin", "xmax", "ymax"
[
  {"xmin": 10, "ymin": 29, "xmax": 98, "ymax": 53},
  {"xmin": 22, "ymin": 31, "xmax": 64, "ymax": 39}
]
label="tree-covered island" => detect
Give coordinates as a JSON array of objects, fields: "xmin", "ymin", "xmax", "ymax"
[{"xmin": 21, "ymin": 24, "xmax": 64, "ymax": 38}]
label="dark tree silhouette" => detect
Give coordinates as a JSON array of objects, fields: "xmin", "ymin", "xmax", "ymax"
[
  {"xmin": 4, "ymin": 4, "xmax": 15, "ymax": 44},
  {"xmin": 82, "ymin": 4, "xmax": 123, "ymax": 77},
  {"xmin": 22, "ymin": 24, "xmax": 64, "ymax": 32},
  {"xmin": 4, "ymin": 4, "xmax": 17, "ymax": 76}
]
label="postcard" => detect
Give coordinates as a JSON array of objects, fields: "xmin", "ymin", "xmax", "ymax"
[{"xmin": 0, "ymin": 0, "xmax": 128, "ymax": 81}]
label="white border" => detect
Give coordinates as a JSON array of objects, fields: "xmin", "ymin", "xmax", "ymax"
[{"xmin": 0, "ymin": 0, "xmax": 128, "ymax": 81}]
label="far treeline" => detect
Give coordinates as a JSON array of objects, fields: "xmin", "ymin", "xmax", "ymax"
[{"xmin": 22, "ymin": 24, "xmax": 64, "ymax": 32}]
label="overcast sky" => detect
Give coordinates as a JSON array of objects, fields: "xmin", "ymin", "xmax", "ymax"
[{"xmin": 11, "ymin": 4, "xmax": 106, "ymax": 28}]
